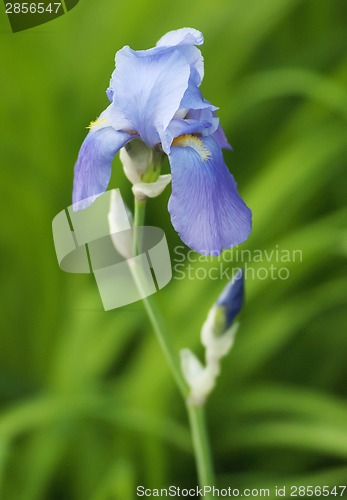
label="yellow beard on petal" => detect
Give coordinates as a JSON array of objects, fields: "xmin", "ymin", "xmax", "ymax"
[
  {"xmin": 87, "ymin": 116, "xmax": 108, "ymax": 130},
  {"xmin": 172, "ymin": 134, "xmax": 211, "ymax": 161}
]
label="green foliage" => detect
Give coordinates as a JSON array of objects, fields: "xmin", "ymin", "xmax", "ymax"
[{"xmin": 1, "ymin": 0, "xmax": 347, "ymax": 498}]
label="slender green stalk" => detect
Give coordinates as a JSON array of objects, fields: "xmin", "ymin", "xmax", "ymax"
[
  {"xmin": 187, "ymin": 404, "xmax": 215, "ymax": 488},
  {"xmin": 142, "ymin": 294, "xmax": 188, "ymax": 397},
  {"xmin": 132, "ymin": 196, "xmax": 215, "ymax": 493},
  {"xmin": 133, "ymin": 197, "xmax": 146, "ymax": 255}
]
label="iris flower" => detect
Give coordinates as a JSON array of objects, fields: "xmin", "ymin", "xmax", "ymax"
[{"xmin": 73, "ymin": 28, "xmax": 252, "ymax": 255}]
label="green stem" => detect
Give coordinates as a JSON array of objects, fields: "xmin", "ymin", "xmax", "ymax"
[
  {"xmin": 132, "ymin": 198, "xmax": 186, "ymax": 396},
  {"xmin": 187, "ymin": 404, "xmax": 215, "ymax": 488},
  {"xmin": 142, "ymin": 294, "xmax": 188, "ymax": 397},
  {"xmin": 132, "ymin": 197, "xmax": 215, "ymax": 493},
  {"xmin": 133, "ymin": 197, "xmax": 146, "ymax": 255}
]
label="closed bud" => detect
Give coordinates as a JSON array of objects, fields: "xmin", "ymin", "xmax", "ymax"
[
  {"xmin": 201, "ymin": 270, "xmax": 244, "ymax": 365},
  {"xmin": 216, "ymin": 268, "xmax": 244, "ymax": 331},
  {"xmin": 201, "ymin": 311, "xmax": 239, "ymax": 365},
  {"xmin": 120, "ymin": 139, "xmax": 163, "ymax": 185},
  {"xmin": 181, "ymin": 270, "xmax": 245, "ymax": 405}
]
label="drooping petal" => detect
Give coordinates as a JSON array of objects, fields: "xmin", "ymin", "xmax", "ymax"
[
  {"xmin": 106, "ymin": 47, "xmax": 191, "ymax": 147},
  {"xmin": 168, "ymin": 136, "xmax": 252, "ymax": 254},
  {"xmin": 212, "ymin": 123, "xmax": 232, "ymax": 150},
  {"xmin": 72, "ymin": 127, "xmax": 132, "ymax": 210}
]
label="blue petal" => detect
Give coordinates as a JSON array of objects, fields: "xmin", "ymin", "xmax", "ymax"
[
  {"xmin": 168, "ymin": 136, "xmax": 252, "ymax": 255},
  {"xmin": 180, "ymin": 84, "xmax": 218, "ymax": 113},
  {"xmin": 161, "ymin": 118, "xmax": 213, "ymax": 154},
  {"xmin": 156, "ymin": 28, "xmax": 204, "ymax": 48},
  {"xmin": 186, "ymin": 107, "xmax": 220, "ymax": 138},
  {"xmin": 176, "ymin": 46, "xmax": 204, "ymax": 86},
  {"xmin": 217, "ymin": 269, "xmax": 244, "ymax": 328},
  {"xmin": 106, "ymin": 86, "xmax": 114, "ymax": 103},
  {"xmin": 175, "ymin": 80, "xmax": 232, "ymax": 148},
  {"xmin": 161, "ymin": 89, "xmax": 220, "ymax": 151},
  {"xmin": 187, "ymin": 109, "xmax": 232, "ymax": 149},
  {"xmin": 212, "ymin": 123, "xmax": 232, "ymax": 150},
  {"xmin": 156, "ymin": 28, "xmax": 204, "ymax": 86},
  {"xmin": 107, "ymin": 47, "xmax": 191, "ymax": 147},
  {"xmin": 72, "ymin": 127, "xmax": 132, "ymax": 210}
]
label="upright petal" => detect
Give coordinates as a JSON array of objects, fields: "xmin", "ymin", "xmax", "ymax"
[
  {"xmin": 168, "ymin": 136, "xmax": 252, "ymax": 254},
  {"xmin": 180, "ymin": 85, "xmax": 218, "ymax": 113},
  {"xmin": 107, "ymin": 47, "xmax": 190, "ymax": 147},
  {"xmin": 156, "ymin": 28, "xmax": 204, "ymax": 48},
  {"xmin": 162, "ymin": 89, "xmax": 220, "ymax": 152},
  {"xmin": 187, "ymin": 107, "xmax": 232, "ymax": 149},
  {"xmin": 156, "ymin": 28, "xmax": 204, "ymax": 86},
  {"xmin": 72, "ymin": 127, "xmax": 132, "ymax": 210}
]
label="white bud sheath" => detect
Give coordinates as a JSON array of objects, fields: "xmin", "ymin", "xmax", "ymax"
[
  {"xmin": 201, "ymin": 306, "xmax": 238, "ymax": 365},
  {"xmin": 120, "ymin": 140, "xmax": 155, "ymax": 185},
  {"xmin": 132, "ymin": 174, "xmax": 172, "ymax": 199},
  {"xmin": 108, "ymin": 190, "xmax": 134, "ymax": 259},
  {"xmin": 180, "ymin": 349, "xmax": 217, "ymax": 405},
  {"xmin": 180, "ymin": 308, "xmax": 239, "ymax": 405}
]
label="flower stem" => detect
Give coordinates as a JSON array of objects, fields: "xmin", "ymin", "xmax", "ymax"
[
  {"xmin": 132, "ymin": 197, "xmax": 215, "ymax": 494},
  {"xmin": 187, "ymin": 404, "xmax": 215, "ymax": 488},
  {"xmin": 142, "ymin": 294, "xmax": 188, "ymax": 397},
  {"xmin": 133, "ymin": 197, "xmax": 146, "ymax": 255}
]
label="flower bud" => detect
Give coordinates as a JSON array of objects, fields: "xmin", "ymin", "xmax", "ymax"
[
  {"xmin": 200, "ymin": 270, "xmax": 244, "ymax": 370},
  {"xmin": 120, "ymin": 139, "xmax": 163, "ymax": 185},
  {"xmin": 216, "ymin": 268, "xmax": 244, "ymax": 331},
  {"xmin": 201, "ymin": 312, "xmax": 238, "ymax": 366},
  {"xmin": 180, "ymin": 271, "xmax": 245, "ymax": 405}
]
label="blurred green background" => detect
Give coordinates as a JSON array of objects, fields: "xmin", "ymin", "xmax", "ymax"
[{"xmin": 1, "ymin": 0, "xmax": 347, "ymax": 498}]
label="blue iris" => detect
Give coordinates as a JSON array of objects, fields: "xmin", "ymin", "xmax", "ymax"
[{"xmin": 72, "ymin": 28, "xmax": 252, "ymax": 255}]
